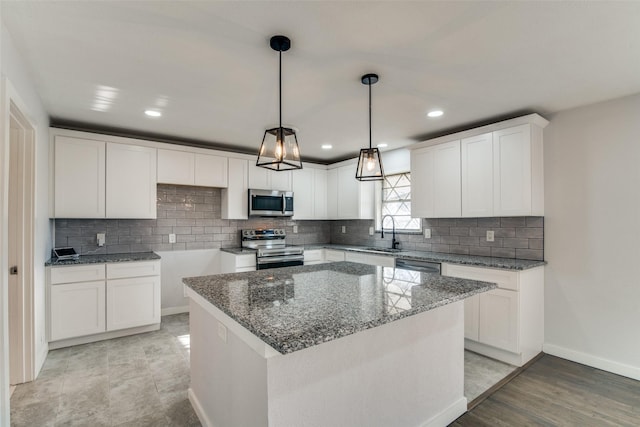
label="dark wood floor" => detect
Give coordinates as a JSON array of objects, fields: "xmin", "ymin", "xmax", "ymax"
[{"xmin": 453, "ymin": 354, "xmax": 640, "ymax": 426}]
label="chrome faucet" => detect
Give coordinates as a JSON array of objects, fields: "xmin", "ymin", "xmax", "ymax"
[{"xmin": 380, "ymin": 215, "xmax": 400, "ymax": 250}]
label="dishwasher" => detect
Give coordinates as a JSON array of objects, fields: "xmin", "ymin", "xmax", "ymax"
[{"xmin": 395, "ymin": 258, "xmax": 441, "ymax": 274}]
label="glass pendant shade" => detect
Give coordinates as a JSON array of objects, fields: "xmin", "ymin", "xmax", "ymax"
[
  {"xmin": 356, "ymin": 147, "xmax": 384, "ymax": 181},
  {"xmin": 356, "ymin": 73, "xmax": 385, "ymax": 181},
  {"xmin": 257, "ymin": 35, "xmax": 302, "ymax": 171},
  {"xmin": 257, "ymin": 126, "xmax": 302, "ymax": 171}
]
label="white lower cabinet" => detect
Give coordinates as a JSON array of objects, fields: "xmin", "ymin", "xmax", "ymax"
[
  {"xmin": 324, "ymin": 249, "xmax": 345, "ymax": 262},
  {"xmin": 344, "ymin": 251, "xmax": 395, "ymax": 267},
  {"xmin": 442, "ymin": 263, "xmax": 544, "ymax": 366},
  {"xmin": 107, "ymin": 276, "xmax": 161, "ymax": 331},
  {"xmin": 303, "ymin": 249, "xmax": 325, "ymax": 265},
  {"xmin": 220, "ymin": 251, "xmax": 256, "ymax": 273},
  {"xmin": 50, "ymin": 281, "xmax": 106, "ymax": 341},
  {"xmin": 48, "ymin": 260, "xmax": 161, "ymax": 346}
]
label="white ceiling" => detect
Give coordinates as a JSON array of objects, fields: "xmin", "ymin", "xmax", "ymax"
[{"xmin": 3, "ymin": 1, "xmax": 640, "ymax": 162}]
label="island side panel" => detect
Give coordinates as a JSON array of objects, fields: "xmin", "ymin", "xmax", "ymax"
[
  {"xmin": 266, "ymin": 301, "xmax": 467, "ymax": 427},
  {"xmin": 189, "ymin": 299, "xmax": 269, "ymax": 427}
]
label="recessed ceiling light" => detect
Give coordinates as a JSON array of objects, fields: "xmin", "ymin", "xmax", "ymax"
[
  {"xmin": 377, "ymin": 143, "xmax": 388, "ymax": 148},
  {"xmin": 145, "ymin": 110, "xmax": 162, "ymax": 117},
  {"xmin": 321, "ymin": 144, "xmax": 333, "ymax": 150},
  {"xmin": 427, "ymin": 110, "xmax": 443, "ymax": 118}
]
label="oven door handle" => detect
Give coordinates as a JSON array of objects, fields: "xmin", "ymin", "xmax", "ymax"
[{"xmin": 257, "ymin": 255, "xmax": 305, "ymax": 265}]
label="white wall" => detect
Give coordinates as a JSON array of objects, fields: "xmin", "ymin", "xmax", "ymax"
[
  {"xmin": 156, "ymin": 249, "xmax": 220, "ymax": 315},
  {"xmin": 543, "ymin": 93, "xmax": 640, "ymax": 379},
  {"xmin": 1, "ymin": 22, "xmax": 52, "ymax": 381}
]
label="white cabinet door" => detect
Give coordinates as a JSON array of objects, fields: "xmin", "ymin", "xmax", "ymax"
[
  {"xmin": 106, "ymin": 143, "xmax": 157, "ymax": 219},
  {"xmin": 410, "ymin": 146, "xmax": 435, "ymax": 218},
  {"xmin": 337, "ymin": 165, "xmax": 359, "ymax": 219},
  {"xmin": 433, "ymin": 140, "xmax": 461, "ymax": 217},
  {"xmin": 54, "ymin": 136, "xmax": 106, "ymax": 218},
  {"xmin": 326, "ymin": 169, "xmax": 338, "ymax": 219},
  {"xmin": 411, "ymin": 140, "xmax": 460, "ymax": 218},
  {"xmin": 195, "ymin": 154, "xmax": 228, "ymax": 188},
  {"xmin": 292, "ymin": 168, "xmax": 314, "ymax": 219},
  {"xmin": 222, "ymin": 158, "xmax": 248, "ymax": 219},
  {"xmin": 324, "ymin": 249, "xmax": 345, "ymax": 262},
  {"xmin": 270, "ymin": 170, "xmax": 292, "ymax": 191},
  {"xmin": 461, "ymin": 133, "xmax": 493, "ymax": 217},
  {"xmin": 313, "ymin": 169, "xmax": 328, "ymax": 219},
  {"xmin": 303, "ymin": 249, "xmax": 325, "ymax": 265},
  {"xmin": 464, "ymin": 295, "xmax": 480, "ymax": 341},
  {"xmin": 478, "ymin": 289, "xmax": 519, "ymax": 353},
  {"xmin": 248, "ymin": 165, "xmax": 270, "ymax": 190},
  {"xmin": 50, "ymin": 282, "xmax": 106, "ymax": 341},
  {"xmin": 157, "ymin": 149, "xmax": 194, "ymax": 185},
  {"xmin": 493, "ymin": 124, "xmax": 532, "ymax": 216},
  {"xmin": 107, "ymin": 276, "xmax": 161, "ymax": 331}
]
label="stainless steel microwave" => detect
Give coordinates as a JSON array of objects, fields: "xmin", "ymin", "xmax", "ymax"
[{"xmin": 248, "ymin": 189, "xmax": 294, "ymax": 217}]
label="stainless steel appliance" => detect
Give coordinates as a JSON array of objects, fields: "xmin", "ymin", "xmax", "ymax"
[
  {"xmin": 241, "ymin": 228, "xmax": 304, "ymax": 270},
  {"xmin": 395, "ymin": 258, "xmax": 441, "ymax": 274},
  {"xmin": 248, "ymin": 189, "xmax": 294, "ymax": 217}
]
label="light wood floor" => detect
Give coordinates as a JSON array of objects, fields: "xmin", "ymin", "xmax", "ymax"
[{"xmin": 453, "ymin": 354, "xmax": 640, "ymax": 426}]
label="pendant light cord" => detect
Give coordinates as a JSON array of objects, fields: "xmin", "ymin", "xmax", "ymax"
[
  {"xmin": 279, "ymin": 50, "xmax": 282, "ymax": 130},
  {"xmin": 368, "ymin": 79, "xmax": 372, "ymax": 149}
]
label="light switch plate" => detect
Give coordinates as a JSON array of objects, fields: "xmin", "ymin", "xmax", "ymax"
[
  {"xmin": 486, "ymin": 230, "xmax": 495, "ymax": 242},
  {"xmin": 169, "ymin": 233, "xmax": 176, "ymax": 244},
  {"xmin": 369, "ymin": 227, "xmax": 374, "ymax": 236},
  {"xmin": 96, "ymin": 233, "xmax": 105, "ymax": 247},
  {"xmin": 341, "ymin": 226, "xmax": 346, "ymax": 234},
  {"xmin": 293, "ymin": 225, "xmax": 298, "ymax": 234},
  {"xmin": 424, "ymin": 228, "xmax": 431, "ymax": 239}
]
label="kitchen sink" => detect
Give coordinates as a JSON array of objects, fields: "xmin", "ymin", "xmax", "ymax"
[{"xmin": 359, "ymin": 247, "xmax": 403, "ymax": 254}]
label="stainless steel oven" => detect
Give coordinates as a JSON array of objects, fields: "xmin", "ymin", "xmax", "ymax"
[
  {"xmin": 248, "ymin": 189, "xmax": 294, "ymax": 217},
  {"xmin": 241, "ymin": 229, "xmax": 304, "ymax": 270}
]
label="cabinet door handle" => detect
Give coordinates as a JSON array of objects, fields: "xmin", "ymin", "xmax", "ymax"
[{"xmin": 9, "ymin": 266, "xmax": 18, "ymax": 275}]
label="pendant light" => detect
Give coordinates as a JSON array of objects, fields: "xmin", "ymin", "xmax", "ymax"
[
  {"xmin": 257, "ymin": 35, "xmax": 303, "ymax": 171},
  {"xmin": 356, "ymin": 73, "xmax": 384, "ymax": 181}
]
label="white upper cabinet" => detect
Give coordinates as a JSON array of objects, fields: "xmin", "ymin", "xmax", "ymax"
[
  {"xmin": 410, "ymin": 114, "xmax": 548, "ymax": 218},
  {"xmin": 222, "ymin": 157, "xmax": 249, "ymax": 220},
  {"xmin": 326, "ymin": 168, "xmax": 338, "ymax": 219},
  {"xmin": 493, "ymin": 124, "xmax": 543, "ymax": 216},
  {"xmin": 248, "ymin": 164, "xmax": 292, "ymax": 191},
  {"xmin": 411, "ymin": 140, "xmax": 461, "ymax": 218},
  {"xmin": 293, "ymin": 167, "xmax": 330, "ymax": 220},
  {"xmin": 335, "ymin": 164, "xmax": 374, "ymax": 220},
  {"xmin": 313, "ymin": 168, "xmax": 328, "ymax": 219},
  {"xmin": 157, "ymin": 149, "xmax": 228, "ymax": 188},
  {"xmin": 54, "ymin": 136, "xmax": 106, "ymax": 218},
  {"xmin": 157, "ymin": 149, "xmax": 194, "ymax": 185},
  {"xmin": 461, "ymin": 132, "xmax": 494, "ymax": 217},
  {"xmin": 106, "ymin": 143, "xmax": 157, "ymax": 219}
]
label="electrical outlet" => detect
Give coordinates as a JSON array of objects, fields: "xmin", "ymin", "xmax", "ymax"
[
  {"xmin": 424, "ymin": 228, "xmax": 431, "ymax": 239},
  {"xmin": 369, "ymin": 227, "xmax": 374, "ymax": 236},
  {"xmin": 341, "ymin": 226, "xmax": 346, "ymax": 234},
  {"xmin": 293, "ymin": 225, "xmax": 298, "ymax": 234},
  {"xmin": 97, "ymin": 233, "xmax": 106, "ymax": 247},
  {"xmin": 169, "ymin": 233, "xmax": 176, "ymax": 244},
  {"xmin": 486, "ymin": 230, "xmax": 495, "ymax": 242},
  {"xmin": 217, "ymin": 322, "xmax": 227, "ymax": 343}
]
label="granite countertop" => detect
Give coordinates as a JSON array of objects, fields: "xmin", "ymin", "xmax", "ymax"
[
  {"xmin": 183, "ymin": 261, "xmax": 496, "ymax": 355},
  {"xmin": 45, "ymin": 251, "xmax": 161, "ymax": 266},
  {"xmin": 303, "ymin": 244, "xmax": 546, "ymax": 270}
]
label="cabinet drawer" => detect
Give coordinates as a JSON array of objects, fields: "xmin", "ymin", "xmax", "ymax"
[
  {"xmin": 325, "ymin": 250, "xmax": 345, "ymax": 262},
  {"xmin": 304, "ymin": 249, "xmax": 324, "ymax": 263},
  {"xmin": 50, "ymin": 264, "xmax": 106, "ymax": 285},
  {"xmin": 235, "ymin": 254, "xmax": 257, "ymax": 268},
  {"xmin": 107, "ymin": 260, "xmax": 160, "ymax": 279},
  {"xmin": 442, "ymin": 263, "xmax": 518, "ymax": 291}
]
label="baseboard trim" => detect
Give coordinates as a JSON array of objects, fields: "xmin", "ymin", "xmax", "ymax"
[
  {"xmin": 189, "ymin": 387, "xmax": 215, "ymax": 427},
  {"xmin": 422, "ymin": 397, "xmax": 468, "ymax": 427},
  {"xmin": 35, "ymin": 343, "xmax": 49, "ymax": 379},
  {"xmin": 161, "ymin": 306, "xmax": 189, "ymax": 316},
  {"xmin": 543, "ymin": 343, "xmax": 640, "ymax": 381}
]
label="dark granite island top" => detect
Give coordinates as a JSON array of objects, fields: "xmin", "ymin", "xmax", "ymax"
[{"xmin": 183, "ymin": 261, "xmax": 495, "ymax": 355}]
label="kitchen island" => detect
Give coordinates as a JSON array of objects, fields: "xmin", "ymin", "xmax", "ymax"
[{"xmin": 183, "ymin": 262, "xmax": 495, "ymax": 427}]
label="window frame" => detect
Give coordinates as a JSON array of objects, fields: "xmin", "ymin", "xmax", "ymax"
[{"xmin": 375, "ymin": 172, "xmax": 423, "ymax": 234}]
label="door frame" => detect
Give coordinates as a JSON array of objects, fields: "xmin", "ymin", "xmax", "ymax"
[{"xmin": 1, "ymin": 77, "xmax": 37, "ymax": 424}]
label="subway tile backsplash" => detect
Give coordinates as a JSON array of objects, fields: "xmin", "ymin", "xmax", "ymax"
[
  {"xmin": 330, "ymin": 217, "xmax": 544, "ymax": 261},
  {"xmin": 54, "ymin": 184, "xmax": 544, "ymax": 260}
]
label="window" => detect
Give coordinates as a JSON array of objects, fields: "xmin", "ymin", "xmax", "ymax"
[{"xmin": 376, "ymin": 172, "xmax": 421, "ymax": 232}]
